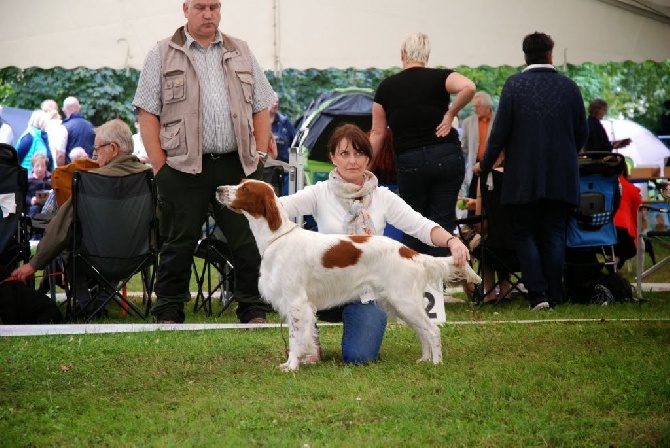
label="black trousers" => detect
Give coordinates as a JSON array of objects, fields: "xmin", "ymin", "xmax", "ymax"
[{"xmin": 151, "ymin": 154, "xmax": 272, "ymax": 323}]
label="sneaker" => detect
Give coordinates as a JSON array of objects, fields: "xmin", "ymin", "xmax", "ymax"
[{"xmin": 530, "ymin": 301, "xmax": 550, "ymax": 310}]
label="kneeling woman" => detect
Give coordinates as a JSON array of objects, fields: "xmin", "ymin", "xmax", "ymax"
[{"xmin": 278, "ymin": 124, "xmax": 469, "ymax": 364}]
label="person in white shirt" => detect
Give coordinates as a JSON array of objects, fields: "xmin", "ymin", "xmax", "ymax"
[
  {"xmin": 131, "ymin": 115, "xmax": 149, "ymax": 163},
  {"xmin": 0, "ymin": 105, "xmax": 15, "ymax": 145},
  {"xmin": 278, "ymin": 124, "xmax": 470, "ymax": 364},
  {"xmin": 40, "ymin": 99, "xmax": 68, "ymax": 166}
]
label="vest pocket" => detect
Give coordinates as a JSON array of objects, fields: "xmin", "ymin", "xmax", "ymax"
[
  {"xmin": 163, "ymin": 70, "xmax": 185, "ymax": 103},
  {"xmin": 235, "ymin": 71, "xmax": 254, "ymax": 103},
  {"xmin": 160, "ymin": 119, "xmax": 186, "ymax": 156}
]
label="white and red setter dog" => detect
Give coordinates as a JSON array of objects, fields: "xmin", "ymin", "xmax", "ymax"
[{"xmin": 217, "ymin": 180, "xmax": 481, "ymax": 371}]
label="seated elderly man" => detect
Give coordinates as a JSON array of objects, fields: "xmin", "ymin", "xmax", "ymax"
[{"xmin": 12, "ymin": 119, "xmax": 151, "ymax": 315}]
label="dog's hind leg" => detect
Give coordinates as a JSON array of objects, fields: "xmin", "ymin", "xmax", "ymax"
[
  {"xmin": 387, "ymin": 292, "xmax": 442, "ymax": 365},
  {"xmin": 279, "ymin": 296, "xmax": 317, "ymax": 372}
]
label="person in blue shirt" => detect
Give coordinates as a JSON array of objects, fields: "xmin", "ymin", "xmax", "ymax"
[
  {"xmin": 16, "ymin": 110, "xmax": 53, "ymax": 175},
  {"xmin": 269, "ymin": 93, "xmax": 296, "ymax": 164}
]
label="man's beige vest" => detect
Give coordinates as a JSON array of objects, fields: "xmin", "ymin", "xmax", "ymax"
[{"xmin": 158, "ymin": 27, "xmax": 259, "ymax": 175}]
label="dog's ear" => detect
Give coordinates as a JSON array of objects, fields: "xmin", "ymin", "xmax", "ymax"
[{"xmin": 263, "ymin": 186, "xmax": 282, "ymax": 232}]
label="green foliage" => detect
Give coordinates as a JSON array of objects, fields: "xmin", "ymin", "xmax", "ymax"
[
  {"xmin": 566, "ymin": 60, "xmax": 670, "ymax": 130},
  {"xmin": 453, "ymin": 65, "xmax": 523, "ymax": 118},
  {"xmin": 0, "ymin": 61, "xmax": 668, "ymax": 131},
  {"xmin": 0, "ymin": 67, "xmax": 139, "ymax": 126},
  {"xmin": 265, "ymin": 67, "xmax": 398, "ymax": 120}
]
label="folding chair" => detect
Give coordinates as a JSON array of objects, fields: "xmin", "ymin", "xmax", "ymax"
[
  {"xmin": 0, "ymin": 143, "xmax": 30, "ymax": 274},
  {"xmin": 192, "ymin": 213, "xmax": 235, "ymax": 317},
  {"xmin": 456, "ymin": 170, "xmax": 526, "ymax": 305},
  {"xmin": 67, "ymin": 170, "xmax": 158, "ymax": 322},
  {"xmin": 635, "ymin": 202, "xmax": 670, "ymax": 300}
]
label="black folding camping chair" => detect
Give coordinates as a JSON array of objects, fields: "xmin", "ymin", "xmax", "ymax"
[
  {"xmin": 192, "ymin": 213, "xmax": 235, "ymax": 317},
  {"xmin": 0, "ymin": 144, "xmax": 30, "ymax": 274},
  {"xmin": 67, "ymin": 170, "xmax": 159, "ymax": 321}
]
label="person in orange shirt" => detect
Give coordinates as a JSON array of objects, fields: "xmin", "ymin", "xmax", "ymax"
[
  {"xmin": 461, "ymin": 92, "xmax": 495, "ymax": 202},
  {"xmin": 613, "ymin": 169, "xmax": 643, "ymax": 268}
]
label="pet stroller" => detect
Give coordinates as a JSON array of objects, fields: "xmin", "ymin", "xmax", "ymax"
[
  {"xmin": 564, "ymin": 152, "xmax": 632, "ymax": 305},
  {"xmin": 456, "ymin": 169, "xmax": 526, "ymax": 305}
]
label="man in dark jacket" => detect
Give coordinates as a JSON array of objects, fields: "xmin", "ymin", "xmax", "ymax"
[
  {"xmin": 62, "ymin": 96, "xmax": 95, "ymax": 159},
  {"xmin": 474, "ymin": 32, "xmax": 588, "ymax": 310}
]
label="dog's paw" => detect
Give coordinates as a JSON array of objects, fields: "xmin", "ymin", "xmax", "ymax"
[{"xmin": 279, "ymin": 359, "xmax": 300, "ymax": 372}]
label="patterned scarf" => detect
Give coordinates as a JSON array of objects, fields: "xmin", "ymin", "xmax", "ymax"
[{"xmin": 328, "ymin": 169, "xmax": 378, "ymax": 236}]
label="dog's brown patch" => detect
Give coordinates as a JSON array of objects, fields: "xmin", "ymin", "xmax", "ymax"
[
  {"xmin": 349, "ymin": 235, "xmax": 371, "ymax": 244},
  {"xmin": 231, "ymin": 180, "xmax": 282, "ymax": 232},
  {"xmin": 399, "ymin": 245, "xmax": 419, "ymax": 259},
  {"xmin": 322, "ymin": 240, "xmax": 363, "ymax": 268}
]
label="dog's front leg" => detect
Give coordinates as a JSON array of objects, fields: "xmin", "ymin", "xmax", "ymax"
[{"xmin": 280, "ymin": 311, "xmax": 303, "ymax": 372}]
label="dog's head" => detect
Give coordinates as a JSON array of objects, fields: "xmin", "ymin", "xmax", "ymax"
[{"xmin": 216, "ymin": 179, "xmax": 283, "ymax": 232}]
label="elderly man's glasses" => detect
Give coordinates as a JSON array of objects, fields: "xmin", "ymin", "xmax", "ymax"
[{"xmin": 93, "ymin": 142, "xmax": 113, "ymax": 152}]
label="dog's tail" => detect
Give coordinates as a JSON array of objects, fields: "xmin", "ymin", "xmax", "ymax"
[{"xmin": 419, "ymin": 255, "xmax": 482, "ymax": 287}]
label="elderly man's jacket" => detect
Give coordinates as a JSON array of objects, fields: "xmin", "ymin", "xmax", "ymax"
[{"xmin": 29, "ymin": 154, "xmax": 150, "ymax": 270}]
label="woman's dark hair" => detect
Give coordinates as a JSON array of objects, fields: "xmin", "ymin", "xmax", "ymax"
[
  {"xmin": 588, "ymin": 99, "xmax": 608, "ymax": 117},
  {"xmin": 327, "ymin": 124, "xmax": 372, "ymax": 159},
  {"xmin": 522, "ymin": 32, "xmax": 554, "ymax": 65}
]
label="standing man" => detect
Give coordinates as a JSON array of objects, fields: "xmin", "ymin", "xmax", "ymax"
[
  {"xmin": 460, "ymin": 91, "xmax": 496, "ymax": 200},
  {"xmin": 133, "ymin": 0, "xmax": 275, "ymax": 324},
  {"xmin": 269, "ymin": 93, "xmax": 296, "ymax": 164},
  {"xmin": 62, "ymin": 96, "xmax": 95, "ymax": 160},
  {"xmin": 474, "ymin": 32, "xmax": 588, "ymax": 310}
]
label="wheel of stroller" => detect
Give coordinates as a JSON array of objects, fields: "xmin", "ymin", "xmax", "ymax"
[{"xmin": 590, "ymin": 283, "xmax": 614, "ymax": 306}]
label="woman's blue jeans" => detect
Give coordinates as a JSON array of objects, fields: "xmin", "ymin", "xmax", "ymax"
[{"xmin": 318, "ymin": 301, "xmax": 387, "ymax": 364}]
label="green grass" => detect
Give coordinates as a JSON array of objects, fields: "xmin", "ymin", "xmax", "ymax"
[
  {"xmin": 6, "ymin": 242, "xmax": 667, "ymax": 446},
  {"xmin": 2, "ymin": 292, "xmax": 670, "ymax": 447}
]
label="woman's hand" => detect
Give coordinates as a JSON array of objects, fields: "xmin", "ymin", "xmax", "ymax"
[
  {"xmin": 435, "ymin": 113, "xmax": 455, "ymax": 138},
  {"xmin": 473, "ymin": 162, "xmax": 482, "ymax": 176},
  {"xmin": 447, "ymin": 236, "xmax": 470, "ymax": 267}
]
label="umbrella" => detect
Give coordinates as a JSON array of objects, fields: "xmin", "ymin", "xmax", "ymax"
[{"xmin": 600, "ymin": 119, "xmax": 670, "ymax": 170}]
